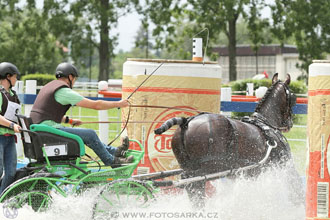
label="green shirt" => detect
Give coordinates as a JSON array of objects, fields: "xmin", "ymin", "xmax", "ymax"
[
  {"xmin": 40, "ymin": 88, "xmax": 84, "ymax": 128},
  {"xmin": 0, "ymin": 88, "xmax": 16, "ymax": 135}
]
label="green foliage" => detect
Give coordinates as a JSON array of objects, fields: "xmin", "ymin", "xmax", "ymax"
[
  {"xmin": 229, "ymin": 78, "xmax": 307, "ymax": 95},
  {"xmin": 270, "ymin": 0, "xmax": 330, "ymax": 72},
  {"xmin": 229, "ymin": 78, "xmax": 307, "ymax": 118},
  {"xmin": 289, "ymin": 80, "xmax": 307, "ymax": 95},
  {"xmin": 0, "ymin": 8, "xmax": 64, "ymax": 75},
  {"xmin": 21, "ymin": 74, "xmax": 55, "ymax": 86},
  {"xmin": 246, "ymin": 0, "xmax": 270, "ymax": 52},
  {"xmin": 42, "ymin": 0, "xmax": 141, "ymax": 81},
  {"xmin": 230, "ymin": 79, "xmax": 272, "ymax": 95}
]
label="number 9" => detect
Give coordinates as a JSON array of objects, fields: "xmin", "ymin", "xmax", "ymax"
[{"xmin": 54, "ymin": 148, "xmax": 60, "ymax": 156}]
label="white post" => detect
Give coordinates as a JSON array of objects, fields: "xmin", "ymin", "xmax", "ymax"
[
  {"xmin": 221, "ymin": 87, "xmax": 232, "ymax": 117},
  {"xmin": 98, "ymin": 81, "xmax": 108, "ymax": 144},
  {"xmin": 25, "ymin": 80, "xmax": 37, "ymax": 116},
  {"xmin": 246, "ymin": 83, "xmax": 254, "ymax": 96},
  {"xmin": 192, "ymin": 38, "xmax": 203, "ymax": 62},
  {"xmin": 14, "ymin": 81, "xmax": 24, "ymax": 158}
]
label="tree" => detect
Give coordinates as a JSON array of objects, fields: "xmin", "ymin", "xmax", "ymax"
[
  {"xmin": 186, "ymin": 0, "xmax": 264, "ymax": 81},
  {"xmin": 270, "ymin": 0, "xmax": 330, "ymax": 73},
  {"xmin": 0, "ymin": 4, "xmax": 64, "ymax": 74},
  {"xmin": 134, "ymin": 18, "xmax": 153, "ymax": 59},
  {"xmin": 42, "ymin": 0, "xmax": 140, "ymax": 81},
  {"xmin": 142, "ymin": 0, "xmax": 274, "ymax": 82},
  {"xmin": 246, "ymin": 0, "xmax": 269, "ymax": 75}
]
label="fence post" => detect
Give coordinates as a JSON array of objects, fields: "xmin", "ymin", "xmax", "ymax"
[
  {"xmin": 246, "ymin": 83, "xmax": 254, "ymax": 96},
  {"xmin": 24, "ymin": 80, "xmax": 37, "ymax": 116},
  {"xmin": 98, "ymin": 81, "xmax": 109, "ymax": 144},
  {"xmin": 221, "ymin": 87, "xmax": 232, "ymax": 117}
]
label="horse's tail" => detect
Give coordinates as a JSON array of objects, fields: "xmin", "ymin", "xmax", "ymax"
[{"xmin": 154, "ymin": 117, "xmax": 187, "ymax": 134}]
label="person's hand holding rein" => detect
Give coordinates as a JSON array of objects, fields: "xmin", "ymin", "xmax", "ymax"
[
  {"xmin": 117, "ymin": 99, "xmax": 130, "ymax": 108},
  {"xmin": 13, "ymin": 123, "xmax": 21, "ymax": 133},
  {"xmin": 70, "ymin": 118, "xmax": 82, "ymax": 127}
]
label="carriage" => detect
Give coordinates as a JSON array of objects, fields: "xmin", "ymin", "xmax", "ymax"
[
  {"xmin": 0, "ymin": 114, "xmax": 155, "ymax": 218},
  {"xmin": 0, "ymin": 73, "xmax": 303, "ymax": 218}
]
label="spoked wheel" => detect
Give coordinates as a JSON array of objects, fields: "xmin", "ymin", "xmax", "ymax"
[
  {"xmin": 92, "ymin": 179, "xmax": 155, "ymax": 219},
  {"xmin": 0, "ymin": 176, "xmax": 55, "ymax": 212},
  {"xmin": 3, "ymin": 190, "xmax": 51, "ymax": 212}
]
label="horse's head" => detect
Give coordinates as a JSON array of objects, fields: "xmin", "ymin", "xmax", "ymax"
[{"xmin": 254, "ymin": 73, "xmax": 296, "ymax": 132}]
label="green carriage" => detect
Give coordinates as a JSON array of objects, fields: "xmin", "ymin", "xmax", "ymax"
[{"xmin": 0, "ymin": 115, "xmax": 155, "ymax": 218}]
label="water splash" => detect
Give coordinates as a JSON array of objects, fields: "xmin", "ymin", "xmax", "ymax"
[{"xmin": 0, "ymin": 167, "xmax": 305, "ymax": 220}]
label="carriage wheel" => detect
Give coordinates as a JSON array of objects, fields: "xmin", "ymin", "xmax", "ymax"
[
  {"xmin": 3, "ymin": 190, "xmax": 51, "ymax": 212},
  {"xmin": 92, "ymin": 179, "xmax": 154, "ymax": 219},
  {"xmin": 0, "ymin": 176, "xmax": 54, "ymax": 212}
]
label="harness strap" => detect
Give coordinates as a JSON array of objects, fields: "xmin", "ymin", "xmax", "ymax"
[
  {"xmin": 242, "ymin": 115, "xmax": 291, "ymax": 162},
  {"xmin": 227, "ymin": 118, "xmax": 240, "ymax": 166},
  {"xmin": 206, "ymin": 114, "xmax": 213, "ymax": 159}
]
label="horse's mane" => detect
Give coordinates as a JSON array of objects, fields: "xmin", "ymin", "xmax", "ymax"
[{"xmin": 255, "ymin": 81, "xmax": 282, "ymax": 113}]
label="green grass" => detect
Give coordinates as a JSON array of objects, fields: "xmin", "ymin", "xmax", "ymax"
[{"xmin": 283, "ymin": 114, "xmax": 307, "ymax": 175}]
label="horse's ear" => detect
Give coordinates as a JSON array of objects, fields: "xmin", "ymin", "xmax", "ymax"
[
  {"xmin": 284, "ymin": 74, "xmax": 291, "ymax": 85},
  {"xmin": 272, "ymin": 73, "xmax": 279, "ymax": 84}
]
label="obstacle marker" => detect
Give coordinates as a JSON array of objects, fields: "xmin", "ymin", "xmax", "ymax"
[
  {"xmin": 192, "ymin": 38, "xmax": 203, "ymax": 62},
  {"xmin": 306, "ymin": 60, "xmax": 330, "ymax": 219},
  {"xmin": 122, "ymin": 58, "xmax": 221, "ymax": 177}
]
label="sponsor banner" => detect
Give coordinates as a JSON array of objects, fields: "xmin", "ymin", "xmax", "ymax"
[
  {"xmin": 122, "ymin": 60, "xmax": 221, "ymax": 177},
  {"xmin": 306, "ymin": 61, "xmax": 330, "ymax": 219}
]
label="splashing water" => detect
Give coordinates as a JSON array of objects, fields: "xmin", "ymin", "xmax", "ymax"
[{"xmin": 0, "ymin": 167, "xmax": 305, "ymax": 220}]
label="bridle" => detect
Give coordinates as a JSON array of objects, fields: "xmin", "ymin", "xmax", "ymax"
[{"xmin": 253, "ymin": 81, "xmax": 296, "ymax": 131}]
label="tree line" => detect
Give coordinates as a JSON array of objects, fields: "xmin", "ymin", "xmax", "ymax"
[{"xmin": 0, "ymin": 0, "xmax": 329, "ymax": 82}]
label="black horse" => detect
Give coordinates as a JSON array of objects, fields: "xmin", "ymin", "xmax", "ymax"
[{"xmin": 154, "ymin": 73, "xmax": 304, "ymax": 208}]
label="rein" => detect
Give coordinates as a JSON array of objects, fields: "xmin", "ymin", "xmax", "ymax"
[
  {"xmin": 131, "ymin": 105, "xmax": 203, "ymax": 113},
  {"xmin": 82, "ymin": 120, "xmax": 167, "ymax": 124},
  {"xmin": 107, "ymin": 62, "xmax": 164, "ymax": 146}
]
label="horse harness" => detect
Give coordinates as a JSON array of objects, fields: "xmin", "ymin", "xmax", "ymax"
[
  {"xmin": 242, "ymin": 113, "xmax": 291, "ymax": 163},
  {"xmin": 179, "ymin": 112, "xmax": 291, "ymax": 172}
]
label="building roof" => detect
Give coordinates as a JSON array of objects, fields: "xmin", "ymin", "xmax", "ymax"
[{"xmin": 213, "ymin": 44, "xmax": 298, "ymax": 56}]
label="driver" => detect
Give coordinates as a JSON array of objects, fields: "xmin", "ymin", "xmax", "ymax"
[{"xmin": 30, "ymin": 62, "xmax": 133, "ymax": 167}]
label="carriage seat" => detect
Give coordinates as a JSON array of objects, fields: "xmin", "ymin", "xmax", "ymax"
[{"xmin": 17, "ymin": 114, "xmax": 85, "ymax": 162}]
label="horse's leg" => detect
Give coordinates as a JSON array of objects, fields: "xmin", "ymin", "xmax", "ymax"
[{"xmin": 185, "ymin": 180, "xmax": 206, "ymax": 209}]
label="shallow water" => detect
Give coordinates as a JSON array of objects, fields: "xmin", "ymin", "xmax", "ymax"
[{"xmin": 0, "ymin": 167, "xmax": 305, "ymax": 220}]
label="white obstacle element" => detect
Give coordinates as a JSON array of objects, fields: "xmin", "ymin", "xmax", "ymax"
[
  {"xmin": 98, "ymin": 81, "xmax": 109, "ymax": 144},
  {"xmin": 24, "ymin": 80, "xmax": 37, "ymax": 116},
  {"xmin": 221, "ymin": 87, "xmax": 232, "ymax": 117},
  {"xmin": 246, "ymin": 83, "xmax": 254, "ymax": 96},
  {"xmin": 255, "ymin": 86, "xmax": 268, "ymax": 98},
  {"xmin": 192, "ymin": 38, "xmax": 203, "ymax": 62}
]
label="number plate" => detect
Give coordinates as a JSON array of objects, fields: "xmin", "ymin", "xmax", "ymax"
[{"xmin": 44, "ymin": 144, "xmax": 68, "ymax": 157}]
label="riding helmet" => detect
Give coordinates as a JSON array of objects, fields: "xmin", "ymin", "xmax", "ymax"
[
  {"xmin": 0, "ymin": 62, "xmax": 21, "ymax": 79},
  {"xmin": 55, "ymin": 62, "xmax": 79, "ymax": 78}
]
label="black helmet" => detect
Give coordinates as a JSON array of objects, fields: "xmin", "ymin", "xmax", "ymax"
[
  {"xmin": 55, "ymin": 62, "xmax": 79, "ymax": 78},
  {"xmin": 0, "ymin": 62, "xmax": 21, "ymax": 79}
]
